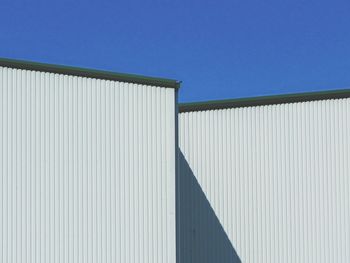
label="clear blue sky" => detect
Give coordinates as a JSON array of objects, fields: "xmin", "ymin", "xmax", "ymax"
[{"xmin": 1, "ymin": 0, "xmax": 350, "ymax": 102}]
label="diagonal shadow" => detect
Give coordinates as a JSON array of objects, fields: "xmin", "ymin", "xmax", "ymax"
[{"xmin": 177, "ymin": 151, "xmax": 241, "ymax": 263}]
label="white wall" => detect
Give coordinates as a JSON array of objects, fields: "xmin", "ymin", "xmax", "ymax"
[
  {"xmin": 179, "ymin": 98, "xmax": 350, "ymax": 263},
  {"xmin": 0, "ymin": 66, "xmax": 177, "ymax": 263}
]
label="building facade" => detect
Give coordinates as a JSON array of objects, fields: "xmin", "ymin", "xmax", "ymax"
[
  {"xmin": 178, "ymin": 91, "xmax": 350, "ymax": 263},
  {"xmin": 1, "ymin": 57, "xmax": 350, "ymax": 263},
  {"xmin": 0, "ymin": 58, "xmax": 179, "ymax": 263}
]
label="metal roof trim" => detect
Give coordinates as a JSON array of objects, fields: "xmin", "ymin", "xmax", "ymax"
[
  {"xmin": 0, "ymin": 57, "xmax": 181, "ymax": 89},
  {"xmin": 179, "ymin": 89, "xmax": 350, "ymax": 112}
]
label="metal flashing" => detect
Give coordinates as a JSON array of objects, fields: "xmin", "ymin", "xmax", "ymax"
[
  {"xmin": 0, "ymin": 57, "xmax": 181, "ymax": 89},
  {"xmin": 179, "ymin": 89, "xmax": 350, "ymax": 112}
]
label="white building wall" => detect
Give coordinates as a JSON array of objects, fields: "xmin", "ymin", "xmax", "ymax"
[
  {"xmin": 0, "ymin": 66, "xmax": 177, "ymax": 263},
  {"xmin": 179, "ymin": 98, "xmax": 350, "ymax": 263}
]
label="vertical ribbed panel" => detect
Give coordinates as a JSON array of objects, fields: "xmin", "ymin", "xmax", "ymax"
[
  {"xmin": 0, "ymin": 66, "xmax": 177, "ymax": 263},
  {"xmin": 179, "ymin": 99, "xmax": 350, "ymax": 263}
]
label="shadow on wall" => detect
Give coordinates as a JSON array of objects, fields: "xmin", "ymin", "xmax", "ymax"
[{"xmin": 177, "ymin": 151, "xmax": 241, "ymax": 263}]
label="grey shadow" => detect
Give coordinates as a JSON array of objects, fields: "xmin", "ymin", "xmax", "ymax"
[{"xmin": 177, "ymin": 151, "xmax": 241, "ymax": 263}]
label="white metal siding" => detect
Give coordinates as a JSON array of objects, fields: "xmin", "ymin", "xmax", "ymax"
[
  {"xmin": 179, "ymin": 99, "xmax": 350, "ymax": 263},
  {"xmin": 0, "ymin": 66, "xmax": 177, "ymax": 263}
]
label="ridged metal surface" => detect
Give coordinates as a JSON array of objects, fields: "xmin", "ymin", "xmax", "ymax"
[
  {"xmin": 0, "ymin": 66, "xmax": 176, "ymax": 263},
  {"xmin": 179, "ymin": 99, "xmax": 350, "ymax": 263}
]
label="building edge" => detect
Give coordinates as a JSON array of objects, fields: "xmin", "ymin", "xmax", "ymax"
[
  {"xmin": 179, "ymin": 89, "xmax": 350, "ymax": 112},
  {"xmin": 0, "ymin": 57, "xmax": 181, "ymax": 89}
]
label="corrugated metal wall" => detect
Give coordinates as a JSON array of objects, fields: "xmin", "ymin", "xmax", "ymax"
[
  {"xmin": 0, "ymin": 66, "xmax": 177, "ymax": 263},
  {"xmin": 179, "ymin": 98, "xmax": 350, "ymax": 263}
]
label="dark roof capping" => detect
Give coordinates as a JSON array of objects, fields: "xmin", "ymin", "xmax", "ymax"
[
  {"xmin": 0, "ymin": 57, "xmax": 181, "ymax": 89},
  {"xmin": 179, "ymin": 89, "xmax": 350, "ymax": 112}
]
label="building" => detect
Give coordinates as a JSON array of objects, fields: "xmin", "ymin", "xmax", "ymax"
[
  {"xmin": 178, "ymin": 90, "xmax": 350, "ymax": 262},
  {"xmin": 0, "ymin": 58, "xmax": 179, "ymax": 263},
  {"xmin": 1, "ymin": 57, "xmax": 350, "ymax": 263}
]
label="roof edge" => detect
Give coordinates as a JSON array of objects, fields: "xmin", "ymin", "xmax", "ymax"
[
  {"xmin": 179, "ymin": 89, "xmax": 350, "ymax": 112},
  {"xmin": 0, "ymin": 57, "xmax": 181, "ymax": 89}
]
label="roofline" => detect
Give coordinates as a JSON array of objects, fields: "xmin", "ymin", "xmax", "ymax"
[
  {"xmin": 179, "ymin": 89, "xmax": 350, "ymax": 112},
  {"xmin": 0, "ymin": 57, "xmax": 181, "ymax": 89}
]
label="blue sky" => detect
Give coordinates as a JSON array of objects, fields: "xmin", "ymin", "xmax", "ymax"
[{"xmin": 1, "ymin": 0, "xmax": 350, "ymax": 102}]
